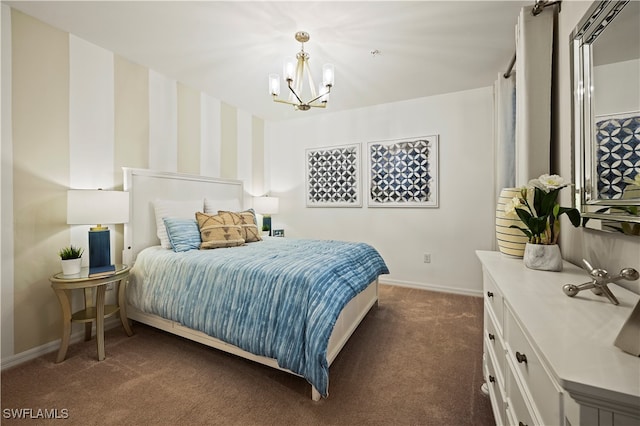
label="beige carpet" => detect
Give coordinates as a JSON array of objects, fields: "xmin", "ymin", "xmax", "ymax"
[{"xmin": 1, "ymin": 285, "xmax": 494, "ymax": 425}]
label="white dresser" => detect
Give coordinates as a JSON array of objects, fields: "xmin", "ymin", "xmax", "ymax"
[{"xmin": 477, "ymin": 251, "xmax": 640, "ymax": 426}]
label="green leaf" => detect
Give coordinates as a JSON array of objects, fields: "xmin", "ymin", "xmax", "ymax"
[
  {"xmin": 509, "ymin": 225, "xmax": 532, "ymax": 239},
  {"xmin": 559, "ymin": 207, "xmax": 581, "ymax": 227},
  {"xmin": 540, "ymin": 188, "xmax": 560, "ymax": 217}
]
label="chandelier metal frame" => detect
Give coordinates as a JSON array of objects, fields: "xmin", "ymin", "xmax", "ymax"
[{"xmin": 269, "ymin": 31, "xmax": 334, "ymax": 111}]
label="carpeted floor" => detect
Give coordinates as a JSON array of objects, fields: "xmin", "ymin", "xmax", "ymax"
[{"xmin": 1, "ymin": 285, "xmax": 494, "ymax": 425}]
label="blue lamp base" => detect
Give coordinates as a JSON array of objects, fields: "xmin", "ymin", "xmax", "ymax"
[
  {"xmin": 89, "ymin": 228, "xmax": 111, "ymax": 268},
  {"xmin": 263, "ymin": 215, "xmax": 272, "ymax": 236}
]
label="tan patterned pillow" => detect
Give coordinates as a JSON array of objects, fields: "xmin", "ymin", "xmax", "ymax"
[
  {"xmin": 195, "ymin": 211, "xmax": 245, "ymax": 249},
  {"xmin": 219, "ymin": 210, "xmax": 262, "ymax": 243}
]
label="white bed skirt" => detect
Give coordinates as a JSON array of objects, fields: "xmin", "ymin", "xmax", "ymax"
[{"xmin": 127, "ymin": 279, "xmax": 379, "ymax": 401}]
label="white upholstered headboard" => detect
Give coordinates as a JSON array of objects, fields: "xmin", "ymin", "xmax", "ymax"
[{"xmin": 122, "ymin": 168, "xmax": 244, "ymax": 264}]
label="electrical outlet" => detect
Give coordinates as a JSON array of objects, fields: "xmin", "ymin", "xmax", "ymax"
[{"xmin": 423, "ymin": 253, "xmax": 431, "ymax": 263}]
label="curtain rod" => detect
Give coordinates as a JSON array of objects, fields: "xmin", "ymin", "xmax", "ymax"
[{"xmin": 503, "ymin": 0, "xmax": 562, "ymax": 78}]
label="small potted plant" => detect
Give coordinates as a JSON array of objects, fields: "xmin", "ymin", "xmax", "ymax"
[
  {"xmin": 505, "ymin": 174, "xmax": 581, "ymax": 271},
  {"xmin": 58, "ymin": 245, "xmax": 84, "ymax": 275}
]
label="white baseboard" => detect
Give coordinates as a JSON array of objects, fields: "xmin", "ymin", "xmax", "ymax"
[
  {"xmin": 1, "ymin": 317, "xmax": 122, "ymax": 371},
  {"xmin": 379, "ymin": 277, "xmax": 483, "ymax": 298}
]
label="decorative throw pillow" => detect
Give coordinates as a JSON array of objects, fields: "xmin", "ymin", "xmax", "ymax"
[
  {"xmin": 195, "ymin": 211, "xmax": 244, "ymax": 249},
  {"xmin": 218, "ymin": 210, "xmax": 262, "ymax": 243},
  {"xmin": 153, "ymin": 199, "xmax": 204, "ymax": 249},
  {"xmin": 163, "ymin": 218, "xmax": 201, "ymax": 252}
]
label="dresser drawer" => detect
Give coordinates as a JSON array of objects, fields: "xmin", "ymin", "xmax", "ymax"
[
  {"xmin": 484, "ymin": 309, "xmax": 506, "ymax": 387},
  {"xmin": 484, "ymin": 269, "xmax": 504, "ymax": 333},
  {"xmin": 507, "ymin": 367, "xmax": 537, "ymax": 426},
  {"xmin": 505, "ymin": 305, "xmax": 562, "ymax": 426},
  {"xmin": 485, "ymin": 348, "xmax": 507, "ymax": 426}
]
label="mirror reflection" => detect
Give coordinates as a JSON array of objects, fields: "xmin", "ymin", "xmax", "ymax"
[{"xmin": 573, "ymin": 0, "xmax": 640, "ymax": 235}]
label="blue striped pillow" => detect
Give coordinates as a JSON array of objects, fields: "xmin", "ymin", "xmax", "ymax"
[{"xmin": 163, "ymin": 217, "xmax": 201, "ymax": 252}]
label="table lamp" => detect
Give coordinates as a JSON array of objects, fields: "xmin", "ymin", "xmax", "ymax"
[
  {"xmin": 254, "ymin": 196, "xmax": 279, "ymax": 236},
  {"xmin": 67, "ymin": 189, "xmax": 129, "ymax": 268}
]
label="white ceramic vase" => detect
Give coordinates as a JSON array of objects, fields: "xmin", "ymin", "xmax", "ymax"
[
  {"xmin": 61, "ymin": 258, "xmax": 82, "ymax": 275},
  {"xmin": 523, "ymin": 243, "xmax": 563, "ymax": 272},
  {"xmin": 495, "ymin": 188, "xmax": 529, "ymax": 258}
]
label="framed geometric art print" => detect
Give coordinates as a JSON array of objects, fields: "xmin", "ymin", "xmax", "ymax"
[
  {"xmin": 595, "ymin": 112, "xmax": 640, "ymax": 200},
  {"xmin": 306, "ymin": 143, "xmax": 361, "ymax": 207},
  {"xmin": 366, "ymin": 135, "xmax": 439, "ymax": 208}
]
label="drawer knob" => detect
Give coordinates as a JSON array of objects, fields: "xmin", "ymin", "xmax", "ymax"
[
  {"xmin": 488, "ymin": 333, "xmax": 495, "ymax": 341},
  {"xmin": 487, "ymin": 291, "xmax": 494, "ymax": 298},
  {"xmin": 489, "ymin": 375, "xmax": 495, "ymax": 383},
  {"xmin": 518, "ymin": 422, "xmax": 528, "ymax": 426},
  {"xmin": 515, "ymin": 351, "xmax": 528, "ymax": 364}
]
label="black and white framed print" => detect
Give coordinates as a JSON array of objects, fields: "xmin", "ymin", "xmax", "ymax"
[
  {"xmin": 306, "ymin": 143, "xmax": 361, "ymax": 207},
  {"xmin": 367, "ymin": 135, "xmax": 439, "ymax": 208},
  {"xmin": 595, "ymin": 112, "xmax": 640, "ymax": 200}
]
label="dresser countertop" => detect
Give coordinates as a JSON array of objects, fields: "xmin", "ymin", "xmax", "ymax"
[{"xmin": 477, "ymin": 250, "xmax": 640, "ymax": 410}]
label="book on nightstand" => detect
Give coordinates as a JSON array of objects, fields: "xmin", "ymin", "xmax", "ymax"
[{"xmin": 88, "ymin": 264, "xmax": 116, "ymax": 278}]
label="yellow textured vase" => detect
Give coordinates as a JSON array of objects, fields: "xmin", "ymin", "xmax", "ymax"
[{"xmin": 495, "ymin": 188, "xmax": 529, "ymax": 258}]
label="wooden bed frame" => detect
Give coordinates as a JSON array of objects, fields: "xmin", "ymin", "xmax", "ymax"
[{"xmin": 122, "ymin": 168, "xmax": 379, "ymax": 400}]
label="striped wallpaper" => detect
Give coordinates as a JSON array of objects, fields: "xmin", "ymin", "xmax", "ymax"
[{"xmin": 6, "ymin": 8, "xmax": 263, "ymax": 356}]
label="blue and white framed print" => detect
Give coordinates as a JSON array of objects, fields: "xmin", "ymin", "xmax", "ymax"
[
  {"xmin": 306, "ymin": 143, "xmax": 361, "ymax": 207},
  {"xmin": 367, "ymin": 135, "xmax": 439, "ymax": 208}
]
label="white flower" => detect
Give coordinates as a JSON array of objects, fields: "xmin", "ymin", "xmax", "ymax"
[
  {"xmin": 504, "ymin": 196, "xmax": 522, "ymax": 218},
  {"xmin": 536, "ymin": 174, "xmax": 567, "ymax": 191}
]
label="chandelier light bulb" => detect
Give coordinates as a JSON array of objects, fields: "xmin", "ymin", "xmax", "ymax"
[
  {"xmin": 322, "ymin": 63, "xmax": 335, "ymax": 87},
  {"xmin": 283, "ymin": 57, "xmax": 296, "ymax": 82},
  {"xmin": 269, "ymin": 74, "xmax": 280, "ymax": 96}
]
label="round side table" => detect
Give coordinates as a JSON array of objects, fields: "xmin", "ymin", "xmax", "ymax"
[{"xmin": 49, "ymin": 264, "xmax": 134, "ymax": 362}]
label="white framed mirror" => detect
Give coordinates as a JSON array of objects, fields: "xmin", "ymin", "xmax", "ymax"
[{"xmin": 572, "ymin": 0, "xmax": 640, "ymax": 236}]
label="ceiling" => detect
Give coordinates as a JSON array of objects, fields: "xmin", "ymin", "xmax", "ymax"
[{"xmin": 7, "ymin": 1, "xmax": 532, "ymax": 121}]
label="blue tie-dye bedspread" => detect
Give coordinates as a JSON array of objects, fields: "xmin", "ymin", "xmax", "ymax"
[{"xmin": 127, "ymin": 238, "xmax": 389, "ymax": 397}]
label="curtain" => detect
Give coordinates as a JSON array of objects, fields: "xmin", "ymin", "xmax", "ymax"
[
  {"xmin": 494, "ymin": 72, "xmax": 516, "ymax": 196},
  {"xmin": 514, "ymin": 4, "xmax": 556, "ymax": 186}
]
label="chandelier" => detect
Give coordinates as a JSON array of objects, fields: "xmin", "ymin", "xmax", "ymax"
[{"xmin": 269, "ymin": 31, "xmax": 335, "ymax": 111}]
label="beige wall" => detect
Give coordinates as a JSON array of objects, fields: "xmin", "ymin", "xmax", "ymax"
[
  {"xmin": 220, "ymin": 102, "xmax": 238, "ymax": 179},
  {"xmin": 114, "ymin": 55, "xmax": 149, "ymax": 186},
  {"xmin": 11, "ymin": 9, "xmax": 70, "ymax": 352},
  {"xmin": 5, "ymin": 10, "xmax": 262, "ymax": 358},
  {"xmin": 177, "ymin": 83, "xmax": 201, "ymax": 175}
]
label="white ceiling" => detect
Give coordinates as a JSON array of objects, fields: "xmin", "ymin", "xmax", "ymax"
[{"xmin": 7, "ymin": 1, "xmax": 531, "ymax": 121}]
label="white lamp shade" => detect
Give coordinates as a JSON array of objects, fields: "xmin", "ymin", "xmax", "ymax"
[
  {"xmin": 253, "ymin": 196, "xmax": 279, "ymax": 215},
  {"xmin": 67, "ymin": 190, "xmax": 129, "ymax": 225}
]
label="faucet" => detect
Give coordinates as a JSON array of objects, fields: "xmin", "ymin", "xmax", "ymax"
[{"xmin": 562, "ymin": 259, "xmax": 640, "ymax": 305}]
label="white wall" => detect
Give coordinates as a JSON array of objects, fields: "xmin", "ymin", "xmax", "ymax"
[
  {"xmin": 594, "ymin": 59, "xmax": 640, "ymax": 116},
  {"xmin": 265, "ymin": 87, "xmax": 496, "ymax": 295}
]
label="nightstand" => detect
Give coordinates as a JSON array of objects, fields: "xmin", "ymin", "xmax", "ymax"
[{"xmin": 49, "ymin": 264, "xmax": 133, "ymax": 362}]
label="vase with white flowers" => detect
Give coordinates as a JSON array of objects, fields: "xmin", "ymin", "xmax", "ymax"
[{"xmin": 505, "ymin": 174, "xmax": 581, "ymax": 271}]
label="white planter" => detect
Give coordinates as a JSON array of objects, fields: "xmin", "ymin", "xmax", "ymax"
[
  {"xmin": 61, "ymin": 258, "xmax": 82, "ymax": 275},
  {"xmin": 523, "ymin": 243, "xmax": 563, "ymax": 272}
]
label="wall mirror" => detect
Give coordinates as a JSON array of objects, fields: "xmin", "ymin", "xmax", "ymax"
[{"xmin": 572, "ymin": 0, "xmax": 640, "ymax": 236}]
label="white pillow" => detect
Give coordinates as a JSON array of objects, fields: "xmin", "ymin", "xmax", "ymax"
[
  {"xmin": 204, "ymin": 197, "xmax": 242, "ymax": 214},
  {"xmin": 153, "ymin": 199, "xmax": 204, "ymax": 249}
]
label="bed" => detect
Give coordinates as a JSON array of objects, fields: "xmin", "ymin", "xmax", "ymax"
[{"xmin": 122, "ymin": 168, "xmax": 389, "ymax": 400}]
